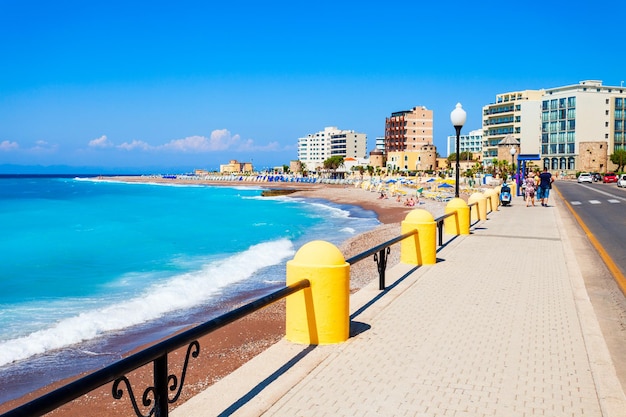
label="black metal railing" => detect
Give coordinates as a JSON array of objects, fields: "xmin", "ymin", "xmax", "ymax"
[
  {"xmin": 347, "ymin": 202, "xmax": 483, "ymax": 290},
  {"xmin": 346, "ymin": 229, "xmax": 418, "ymax": 291},
  {"xmin": 2, "ymin": 202, "xmax": 488, "ymax": 417},
  {"xmin": 1, "ymin": 280, "xmax": 311, "ymax": 417}
]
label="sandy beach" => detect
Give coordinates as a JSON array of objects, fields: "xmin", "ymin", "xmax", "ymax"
[{"xmin": 0, "ymin": 177, "xmax": 447, "ymax": 416}]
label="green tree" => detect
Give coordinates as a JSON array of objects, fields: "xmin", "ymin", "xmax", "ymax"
[
  {"xmin": 323, "ymin": 155, "xmax": 344, "ymax": 172},
  {"xmin": 447, "ymin": 151, "xmax": 473, "ymax": 167},
  {"xmin": 446, "ymin": 153, "xmax": 456, "ymax": 168},
  {"xmin": 610, "ymin": 149, "xmax": 626, "ymax": 172}
]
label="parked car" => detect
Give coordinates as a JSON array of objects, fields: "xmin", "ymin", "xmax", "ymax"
[
  {"xmin": 617, "ymin": 174, "xmax": 626, "ymax": 188},
  {"xmin": 603, "ymin": 172, "xmax": 618, "ymax": 183},
  {"xmin": 577, "ymin": 172, "xmax": 593, "ymax": 183},
  {"xmin": 591, "ymin": 172, "xmax": 602, "ymax": 182}
]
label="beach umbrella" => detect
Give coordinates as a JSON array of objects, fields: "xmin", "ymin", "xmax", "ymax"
[
  {"xmin": 438, "ymin": 183, "xmax": 454, "ymax": 189},
  {"xmin": 426, "ymin": 178, "xmax": 435, "ymax": 182},
  {"xmin": 385, "ymin": 178, "xmax": 397, "ymax": 183}
]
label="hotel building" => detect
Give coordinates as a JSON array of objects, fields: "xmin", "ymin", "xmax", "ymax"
[
  {"xmin": 541, "ymin": 80, "xmax": 626, "ymax": 172},
  {"xmin": 483, "ymin": 80, "xmax": 626, "ymax": 173},
  {"xmin": 446, "ymin": 129, "xmax": 484, "ymax": 157},
  {"xmin": 384, "ymin": 106, "xmax": 435, "ymax": 172},
  {"xmin": 482, "ymin": 90, "xmax": 543, "ymax": 161},
  {"xmin": 297, "ymin": 126, "xmax": 367, "ymax": 171}
]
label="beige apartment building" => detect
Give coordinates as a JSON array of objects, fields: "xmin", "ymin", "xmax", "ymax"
[
  {"xmin": 384, "ymin": 106, "xmax": 435, "ymax": 172},
  {"xmin": 482, "ymin": 90, "xmax": 543, "ymax": 161}
]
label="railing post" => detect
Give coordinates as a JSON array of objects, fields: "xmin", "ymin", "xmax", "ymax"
[
  {"xmin": 438, "ymin": 220, "xmax": 444, "ymax": 246},
  {"xmin": 286, "ymin": 240, "xmax": 350, "ymax": 345},
  {"xmin": 154, "ymin": 355, "xmax": 169, "ymax": 417},
  {"xmin": 374, "ymin": 247, "xmax": 390, "ymax": 290}
]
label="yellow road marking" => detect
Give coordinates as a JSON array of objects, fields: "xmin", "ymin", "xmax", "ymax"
[{"xmin": 555, "ymin": 186, "xmax": 626, "ymax": 297}]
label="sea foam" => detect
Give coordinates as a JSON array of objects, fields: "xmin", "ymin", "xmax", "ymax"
[{"xmin": 0, "ymin": 239, "xmax": 294, "ymax": 367}]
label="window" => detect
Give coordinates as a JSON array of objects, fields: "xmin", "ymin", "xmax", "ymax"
[
  {"xmin": 567, "ymin": 108, "xmax": 576, "ymax": 119},
  {"xmin": 568, "ymin": 157, "xmax": 575, "ymax": 170}
]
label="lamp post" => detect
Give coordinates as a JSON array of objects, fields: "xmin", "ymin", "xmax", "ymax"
[
  {"xmin": 510, "ymin": 146, "xmax": 517, "ymax": 181},
  {"xmin": 450, "ymin": 103, "xmax": 466, "ymax": 198}
]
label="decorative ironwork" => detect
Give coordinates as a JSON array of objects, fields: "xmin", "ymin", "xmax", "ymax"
[
  {"xmin": 111, "ymin": 341, "xmax": 200, "ymax": 417},
  {"xmin": 112, "ymin": 376, "xmax": 155, "ymax": 417},
  {"xmin": 168, "ymin": 341, "xmax": 200, "ymax": 403}
]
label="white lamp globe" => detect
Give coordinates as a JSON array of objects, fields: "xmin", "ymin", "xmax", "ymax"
[{"xmin": 450, "ymin": 102, "xmax": 467, "ymax": 127}]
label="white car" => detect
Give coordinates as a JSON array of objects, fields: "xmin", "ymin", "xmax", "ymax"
[
  {"xmin": 577, "ymin": 173, "xmax": 593, "ymax": 183},
  {"xmin": 617, "ymin": 174, "xmax": 626, "ymax": 188}
]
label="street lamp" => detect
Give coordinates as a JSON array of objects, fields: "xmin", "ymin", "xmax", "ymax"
[
  {"xmin": 450, "ymin": 103, "xmax": 466, "ymax": 198},
  {"xmin": 510, "ymin": 146, "xmax": 517, "ymax": 178}
]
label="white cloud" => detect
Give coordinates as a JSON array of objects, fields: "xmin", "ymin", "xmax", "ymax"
[
  {"xmin": 118, "ymin": 140, "xmax": 152, "ymax": 151},
  {"xmin": 82, "ymin": 129, "xmax": 278, "ymax": 155},
  {"xmin": 237, "ymin": 140, "xmax": 282, "ymax": 152},
  {"xmin": 88, "ymin": 135, "xmax": 113, "ymax": 148},
  {"xmin": 160, "ymin": 129, "xmax": 241, "ymax": 152},
  {"xmin": 30, "ymin": 140, "xmax": 58, "ymax": 153},
  {"xmin": 0, "ymin": 140, "xmax": 19, "ymax": 151}
]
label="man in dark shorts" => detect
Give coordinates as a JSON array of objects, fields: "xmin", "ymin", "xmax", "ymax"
[{"xmin": 538, "ymin": 167, "xmax": 553, "ymax": 207}]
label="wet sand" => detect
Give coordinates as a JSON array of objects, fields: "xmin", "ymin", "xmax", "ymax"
[{"xmin": 0, "ymin": 177, "xmax": 446, "ymax": 416}]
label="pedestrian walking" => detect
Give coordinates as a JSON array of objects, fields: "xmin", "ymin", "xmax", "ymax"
[
  {"xmin": 524, "ymin": 173, "xmax": 536, "ymax": 207},
  {"xmin": 538, "ymin": 167, "xmax": 553, "ymax": 206}
]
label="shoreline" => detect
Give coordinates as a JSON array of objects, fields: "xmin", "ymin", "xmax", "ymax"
[{"xmin": 0, "ymin": 177, "xmax": 446, "ymax": 416}]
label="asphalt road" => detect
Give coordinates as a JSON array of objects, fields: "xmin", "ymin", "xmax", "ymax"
[
  {"xmin": 553, "ymin": 180, "xmax": 626, "ymax": 278},
  {"xmin": 551, "ymin": 179, "xmax": 626, "ymax": 393}
]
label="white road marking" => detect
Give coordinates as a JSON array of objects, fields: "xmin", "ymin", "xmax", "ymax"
[
  {"xmin": 571, "ymin": 201, "xmax": 582, "ymax": 205},
  {"xmin": 589, "ymin": 200, "xmax": 601, "ymax": 204}
]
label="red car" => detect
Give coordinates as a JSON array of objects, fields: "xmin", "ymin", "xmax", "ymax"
[{"xmin": 603, "ymin": 172, "xmax": 618, "ymax": 183}]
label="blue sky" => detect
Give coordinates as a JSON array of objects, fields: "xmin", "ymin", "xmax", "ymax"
[{"xmin": 1, "ymin": 0, "xmax": 624, "ymax": 173}]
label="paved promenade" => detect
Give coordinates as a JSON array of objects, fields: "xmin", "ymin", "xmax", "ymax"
[{"xmin": 173, "ymin": 192, "xmax": 626, "ymax": 417}]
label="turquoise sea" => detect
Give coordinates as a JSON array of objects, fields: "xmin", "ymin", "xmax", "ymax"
[{"xmin": 0, "ymin": 175, "xmax": 379, "ymax": 403}]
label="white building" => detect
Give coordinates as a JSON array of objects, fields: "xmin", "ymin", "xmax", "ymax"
[
  {"xmin": 540, "ymin": 80, "xmax": 626, "ymax": 172},
  {"xmin": 447, "ymin": 129, "xmax": 483, "ymax": 156},
  {"xmin": 297, "ymin": 126, "xmax": 367, "ymax": 171}
]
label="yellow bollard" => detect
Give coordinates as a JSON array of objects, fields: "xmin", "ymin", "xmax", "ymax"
[
  {"xmin": 401, "ymin": 209, "xmax": 436, "ymax": 265},
  {"xmin": 484, "ymin": 189, "xmax": 498, "ymax": 212},
  {"xmin": 444, "ymin": 198, "xmax": 470, "ymax": 235},
  {"xmin": 286, "ymin": 240, "xmax": 349, "ymax": 345},
  {"xmin": 509, "ymin": 181, "xmax": 517, "ymax": 197},
  {"xmin": 483, "ymin": 189, "xmax": 492, "ymax": 212},
  {"xmin": 468, "ymin": 192, "xmax": 487, "ymax": 222},
  {"xmin": 492, "ymin": 188, "xmax": 500, "ymax": 211}
]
